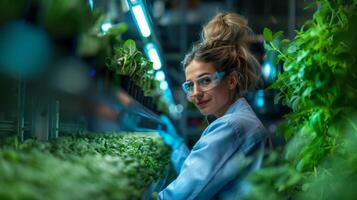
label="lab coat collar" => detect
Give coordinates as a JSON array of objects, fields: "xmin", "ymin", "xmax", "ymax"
[{"xmin": 224, "ymin": 98, "xmax": 249, "ymax": 115}]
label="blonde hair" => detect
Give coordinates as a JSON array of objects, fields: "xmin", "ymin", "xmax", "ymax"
[{"xmin": 183, "ymin": 12, "xmax": 261, "ymax": 97}]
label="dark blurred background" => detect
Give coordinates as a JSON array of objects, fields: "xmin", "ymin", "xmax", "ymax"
[
  {"xmin": 0, "ymin": 0, "xmax": 314, "ymax": 146},
  {"xmin": 143, "ymin": 0, "xmax": 313, "ymax": 145}
]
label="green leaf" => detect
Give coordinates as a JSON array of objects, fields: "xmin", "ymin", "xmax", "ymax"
[
  {"xmin": 273, "ymin": 31, "xmax": 283, "ymax": 40},
  {"xmin": 287, "ymin": 44, "xmax": 299, "ymax": 54},
  {"xmin": 302, "ymin": 86, "xmax": 313, "ymax": 97},
  {"xmin": 263, "ymin": 28, "xmax": 273, "ymax": 42},
  {"xmin": 117, "ymin": 22, "xmax": 128, "ymax": 33},
  {"xmin": 296, "ymin": 50, "xmax": 310, "ymax": 62},
  {"xmin": 124, "ymin": 39, "xmax": 136, "ymax": 51},
  {"xmin": 281, "ymin": 39, "xmax": 290, "ymax": 44},
  {"xmin": 264, "ymin": 41, "xmax": 274, "ymax": 52}
]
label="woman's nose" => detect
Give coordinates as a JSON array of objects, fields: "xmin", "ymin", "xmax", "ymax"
[
  {"xmin": 186, "ymin": 85, "xmax": 203, "ymax": 102},
  {"xmin": 191, "ymin": 85, "xmax": 203, "ymax": 97}
]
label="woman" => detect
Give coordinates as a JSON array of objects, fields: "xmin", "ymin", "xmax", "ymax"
[{"xmin": 158, "ymin": 12, "xmax": 267, "ymax": 200}]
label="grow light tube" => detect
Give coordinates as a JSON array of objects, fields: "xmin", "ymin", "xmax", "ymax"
[
  {"xmin": 131, "ymin": 4, "xmax": 151, "ymax": 37},
  {"xmin": 88, "ymin": 0, "xmax": 94, "ymax": 11},
  {"xmin": 160, "ymin": 80, "xmax": 168, "ymax": 90},
  {"xmin": 145, "ymin": 43, "xmax": 162, "ymax": 70},
  {"xmin": 155, "ymin": 70, "xmax": 165, "ymax": 81}
]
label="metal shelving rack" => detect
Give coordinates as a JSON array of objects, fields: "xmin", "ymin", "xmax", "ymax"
[{"xmin": 0, "ymin": 76, "xmax": 166, "ymax": 142}]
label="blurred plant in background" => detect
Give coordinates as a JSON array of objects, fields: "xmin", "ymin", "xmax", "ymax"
[
  {"xmin": 244, "ymin": 0, "xmax": 357, "ymax": 199},
  {"xmin": 0, "ymin": 0, "xmax": 28, "ymax": 25},
  {"xmin": 37, "ymin": 0, "xmax": 98, "ymax": 39},
  {"xmin": 106, "ymin": 39, "xmax": 158, "ymax": 97},
  {"xmin": 0, "ymin": 0, "xmax": 169, "ymax": 114}
]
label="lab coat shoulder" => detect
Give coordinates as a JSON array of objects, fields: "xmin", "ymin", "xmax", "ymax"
[
  {"xmin": 159, "ymin": 118, "xmax": 243, "ymax": 200},
  {"xmin": 195, "ymin": 116, "xmax": 240, "ymax": 150},
  {"xmin": 159, "ymin": 100, "xmax": 266, "ymax": 200}
]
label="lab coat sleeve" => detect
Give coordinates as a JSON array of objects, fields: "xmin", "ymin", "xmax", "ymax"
[
  {"xmin": 171, "ymin": 142, "xmax": 190, "ymax": 173},
  {"xmin": 158, "ymin": 120, "xmax": 243, "ymax": 200}
]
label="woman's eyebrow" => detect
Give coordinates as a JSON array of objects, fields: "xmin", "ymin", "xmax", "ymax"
[
  {"xmin": 186, "ymin": 72, "xmax": 211, "ymax": 81},
  {"xmin": 197, "ymin": 73, "xmax": 211, "ymax": 79}
]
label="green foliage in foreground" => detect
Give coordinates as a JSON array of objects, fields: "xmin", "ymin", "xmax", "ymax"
[
  {"xmin": 0, "ymin": 132, "xmax": 171, "ymax": 200},
  {"xmin": 244, "ymin": 121, "xmax": 357, "ymax": 200},
  {"xmin": 265, "ymin": 0, "xmax": 357, "ymax": 172},
  {"xmin": 244, "ymin": 0, "xmax": 357, "ymax": 199}
]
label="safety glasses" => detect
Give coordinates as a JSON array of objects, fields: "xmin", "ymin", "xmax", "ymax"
[{"xmin": 182, "ymin": 71, "xmax": 226, "ymax": 99}]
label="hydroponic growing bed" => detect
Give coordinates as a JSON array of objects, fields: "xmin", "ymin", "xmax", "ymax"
[{"xmin": 0, "ymin": 132, "xmax": 171, "ymax": 200}]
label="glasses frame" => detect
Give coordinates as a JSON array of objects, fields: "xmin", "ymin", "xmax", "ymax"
[{"xmin": 182, "ymin": 71, "xmax": 227, "ymax": 98}]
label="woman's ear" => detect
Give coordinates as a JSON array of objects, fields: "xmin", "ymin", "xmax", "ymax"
[{"xmin": 227, "ymin": 71, "xmax": 238, "ymax": 90}]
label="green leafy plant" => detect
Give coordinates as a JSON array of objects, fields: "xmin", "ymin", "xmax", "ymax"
[
  {"xmin": 106, "ymin": 39, "xmax": 159, "ymax": 97},
  {"xmin": 0, "ymin": 131, "xmax": 171, "ymax": 200},
  {"xmin": 264, "ymin": 0, "xmax": 357, "ymax": 172},
  {"xmin": 297, "ymin": 114, "xmax": 357, "ymax": 200},
  {"xmin": 245, "ymin": 0, "xmax": 357, "ymax": 199}
]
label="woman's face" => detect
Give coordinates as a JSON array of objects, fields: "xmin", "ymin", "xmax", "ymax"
[{"xmin": 184, "ymin": 60, "xmax": 236, "ymax": 117}]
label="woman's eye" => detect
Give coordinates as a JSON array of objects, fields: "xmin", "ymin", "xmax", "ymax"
[
  {"xmin": 199, "ymin": 77, "xmax": 212, "ymax": 85},
  {"xmin": 187, "ymin": 82, "xmax": 194, "ymax": 90}
]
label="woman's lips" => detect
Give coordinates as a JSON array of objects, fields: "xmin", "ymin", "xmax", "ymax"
[{"xmin": 197, "ymin": 99, "xmax": 211, "ymax": 108}]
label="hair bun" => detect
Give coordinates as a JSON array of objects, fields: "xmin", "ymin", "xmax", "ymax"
[
  {"xmin": 202, "ymin": 12, "xmax": 252, "ymax": 45},
  {"xmin": 182, "ymin": 12, "xmax": 261, "ymax": 97}
]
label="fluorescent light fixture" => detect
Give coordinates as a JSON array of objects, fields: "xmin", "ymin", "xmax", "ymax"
[
  {"xmin": 160, "ymin": 80, "xmax": 168, "ymax": 90},
  {"xmin": 131, "ymin": 4, "xmax": 151, "ymax": 37},
  {"xmin": 88, "ymin": 0, "xmax": 94, "ymax": 11},
  {"xmin": 121, "ymin": 0, "xmax": 130, "ymax": 12},
  {"xmin": 130, "ymin": 0, "xmax": 139, "ymax": 4},
  {"xmin": 145, "ymin": 43, "xmax": 162, "ymax": 70},
  {"xmin": 101, "ymin": 22, "xmax": 112, "ymax": 32},
  {"xmin": 155, "ymin": 70, "xmax": 165, "ymax": 81}
]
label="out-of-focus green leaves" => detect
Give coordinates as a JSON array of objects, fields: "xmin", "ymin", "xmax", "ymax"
[
  {"xmin": 268, "ymin": 0, "xmax": 357, "ymax": 172},
  {"xmin": 243, "ymin": 151, "xmax": 302, "ymax": 200},
  {"xmin": 263, "ymin": 28, "xmax": 273, "ymax": 42},
  {"xmin": 0, "ymin": 132, "xmax": 171, "ymax": 200},
  {"xmin": 297, "ymin": 114, "xmax": 357, "ymax": 200},
  {"xmin": 247, "ymin": 0, "xmax": 357, "ymax": 199},
  {"xmin": 272, "ymin": 31, "xmax": 283, "ymax": 40},
  {"xmin": 37, "ymin": 0, "xmax": 99, "ymax": 38},
  {"xmin": 0, "ymin": 0, "xmax": 27, "ymax": 24},
  {"xmin": 108, "ymin": 23, "xmax": 128, "ymax": 35}
]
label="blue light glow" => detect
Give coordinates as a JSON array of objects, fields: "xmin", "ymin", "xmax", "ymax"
[
  {"xmin": 155, "ymin": 70, "xmax": 165, "ymax": 81},
  {"xmin": 101, "ymin": 22, "xmax": 112, "ymax": 32},
  {"xmin": 262, "ymin": 60, "xmax": 276, "ymax": 81},
  {"xmin": 255, "ymin": 90, "xmax": 265, "ymax": 108},
  {"xmin": 131, "ymin": 4, "xmax": 151, "ymax": 37},
  {"xmin": 0, "ymin": 22, "xmax": 52, "ymax": 79},
  {"xmin": 145, "ymin": 43, "xmax": 162, "ymax": 70},
  {"xmin": 160, "ymin": 80, "xmax": 168, "ymax": 90},
  {"xmin": 262, "ymin": 62, "xmax": 271, "ymax": 78},
  {"xmin": 88, "ymin": 0, "xmax": 94, "ymax": 11}
]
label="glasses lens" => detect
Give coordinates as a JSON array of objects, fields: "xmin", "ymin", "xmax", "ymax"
[
  {"xmin": 182, "ymin": 81, "xmax": 192, "ymax": 94},
  {"xmin": 197, "ymin": 75, "xmax": 215, "ymax": 91},
  {"xmin": 183, "ymin": 71, "xmax": 226, "ymax": 98}
]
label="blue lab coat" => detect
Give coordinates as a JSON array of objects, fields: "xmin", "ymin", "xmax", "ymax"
[{"xmin": 158, "ymin": 98, "xmax": 267, "ymax": 200}]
